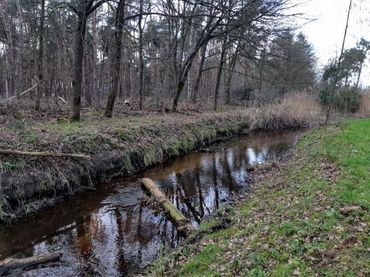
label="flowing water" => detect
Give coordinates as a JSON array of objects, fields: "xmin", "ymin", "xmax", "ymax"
[{"xmin": 0, "ymin": 130, "xmax": 300, "ymax": 276}]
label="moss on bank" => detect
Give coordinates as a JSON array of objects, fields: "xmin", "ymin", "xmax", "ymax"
[
  {"xmin": 146, "ymin": 119, "xmax": 370, "ymax": 277},
  {"xmin": 0, "ymin": 106, "xmax": 316, "ymax": 224}
]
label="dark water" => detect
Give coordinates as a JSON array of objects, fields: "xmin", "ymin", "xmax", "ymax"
[{"xmin": 0, "ymin": 131, "xmax": 299, "ymax": 276}]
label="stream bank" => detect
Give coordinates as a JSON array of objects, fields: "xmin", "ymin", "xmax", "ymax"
[
  {"xmin": 0, "ymin": 106, "xmax": 318, "ymax": 224},
  {"xmin": 146, "ymin": 119, "xmax": 370, "ymax": 277},
  {"xmin": 0, "ymin": 130, "xmax": 301, "ymax": 276}
]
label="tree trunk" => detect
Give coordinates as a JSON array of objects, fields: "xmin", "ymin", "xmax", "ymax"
[
  {"xmin": 0, "ymin": 2, "xmax": 15, "ymax": 97},
  {"xmin": 172, "ymin": 80, "xmax": 185, "ymax": 112},
  {"xmin": 71, "ymin": 13, "xmax": 87, "ymax": 122},
  {"xmin": 105, "ymin": 0, "xmax": 125, "ymax": 118},
  {"xmin": 35, "ymin": 0, "xmax": 46, "ymax": 111},
  {"xmin": 192, "ymin": 44, "xmax": 207, "ymax": 104},
  {"xmin": 225, "ymin": 51, "xmax": 237, "ymax": 105},
  {"xmin": 141, "ymin": 178, "xmax": 193, "ymax": 236},
  {"xmin": 138, "ymin": 0, "xmax": 144, "ymax": 110},
  {"xmin": 172, "ymin": 47, "xmax": 202, "ymax": 112},
  {"xmin": 0, "ymin": 253, "xmax": 62, "ymax": 275},
  {"xmin": 214, "ymin": 39, "xmax": 227, "ymax": 111}
]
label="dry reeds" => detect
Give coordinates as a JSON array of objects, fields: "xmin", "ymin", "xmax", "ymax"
[
  {"xmin": 359, "ymin": 92, "xmax": 370, "ymax": 116},
  {"xmin": 278, "ymin": 92, "xmax": 321, "ymax": 120},
  {"xmin": 249, "ymin": 92, "xmax": 321, "ymax": 130}
]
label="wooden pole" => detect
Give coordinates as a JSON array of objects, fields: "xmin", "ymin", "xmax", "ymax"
[
  {"xmin": 141, "ymin": 178, "xmax": 193, "ymax": 236},
  {"xmin": 0, "ymin": 252, "xmax": 62, "ymax": 274}
]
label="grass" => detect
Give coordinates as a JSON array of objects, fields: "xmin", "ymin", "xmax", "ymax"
[{"xmin": 147, "ymin": 118, "xmax": 370, "ymax": 277}]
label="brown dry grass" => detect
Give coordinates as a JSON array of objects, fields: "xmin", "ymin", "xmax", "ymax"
[
  {"xmin": 248, "ymin": 92, "xmax": 322, "ymax": 130},
  {"xmin": 278, "ymin": 92, "xmax": 321, "ymax": 120},
  {"xmin": 359, "ymin": 92, "xmax": 370, "ymax": 116}
]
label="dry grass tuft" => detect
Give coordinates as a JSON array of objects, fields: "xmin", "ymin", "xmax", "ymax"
[{"xmin": 359, "ymin": 92, "xmax": 370, "ymax": 116}]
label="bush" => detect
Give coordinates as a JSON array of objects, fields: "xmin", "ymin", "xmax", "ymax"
[{"xmin": 320, "ymin": 86, "xmax": 361, "ymax": 113}]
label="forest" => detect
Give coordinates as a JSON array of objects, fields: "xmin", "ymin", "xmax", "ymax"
[
  {"xmin": 0, "ymin": 0, "xmax": 369, "ymax": 276},
  {"xmin": 0, "ymin": 0, "xmax": 318, "ymax": 115}
]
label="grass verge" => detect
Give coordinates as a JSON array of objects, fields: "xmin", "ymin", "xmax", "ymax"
[{"xmin": 146, "ymin": 119, "xmax": 370, "ymax": 277}]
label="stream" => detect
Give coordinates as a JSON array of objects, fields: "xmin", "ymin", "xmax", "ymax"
[{"xmin": 0, "ymin": 130, "xmax": 300, "ymax": 276}]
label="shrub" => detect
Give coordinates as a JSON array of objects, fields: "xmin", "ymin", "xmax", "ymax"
[{"xmin": 319, "ymin": 86, "xmax": 361, "ymax": 113}]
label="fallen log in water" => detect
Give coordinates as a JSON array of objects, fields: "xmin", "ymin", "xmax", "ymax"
[
  {"xmin": 0, "ymin": 252, "xmax": 62, "ymax": 275},
  {"xmin": 141, "ymin": 178, "xmax": 193, "ymax": 236}
]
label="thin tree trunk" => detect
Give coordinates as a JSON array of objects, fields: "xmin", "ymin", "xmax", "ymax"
[
  {"xmin": 36, "ymin": 0, "xmax": 46, "ymax": 111},
  {"xmin": 15, "ymin": 0, "xmax": 24, "ymax": 98},
  {"xmin": 214, "ymin": 39, "xmax": 227, "ymax": 111},
  {"xmin": 105, "ymin": 0, "xmax": 125, "ymax": 118},
  {"xmin": 225, "ymin": 51, "xmax": 237, "ymax": 105},
  {"xmin": 192, "ymin": 44, "xmax": 207, "ymax": 104},
  {"xmin": 138, "ymin": 0, "xmax": 144, "ymax": 110},
  {"xmin": 172, "ymin": 47, "xmax": 202, "ymax": 112}
]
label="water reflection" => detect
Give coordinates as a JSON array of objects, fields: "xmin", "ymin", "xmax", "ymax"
[{"xmin": 0, "ymin": 131, "xmax": 298, "ymax": 276}]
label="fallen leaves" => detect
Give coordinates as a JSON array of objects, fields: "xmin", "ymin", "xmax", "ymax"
[{"xmin": 340, "ymin": 206, "xmax": 362, "ymax": 215}]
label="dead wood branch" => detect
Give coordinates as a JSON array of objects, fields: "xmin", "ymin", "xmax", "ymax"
[
  {"xmin": 141, "ymin": 178, "xmax": 193, "ymax": 236},
  {"xmin": 0, "ymin": 150, "xmax": 90, "ymax": 159},
  {"xmin": 0, "ymin": 252, "xmax": 62, "ymax": 274},
  {"xmin": 0, "ymin": 84, "xmax": 38, "ymax": 104}
]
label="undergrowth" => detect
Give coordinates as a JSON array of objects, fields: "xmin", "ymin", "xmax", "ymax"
[{"xmin": 146, "ymin": 119, "xmax": 370, "ymax": 277}]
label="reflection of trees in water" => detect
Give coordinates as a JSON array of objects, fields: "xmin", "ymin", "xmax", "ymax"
[
  {"xmin": 175, "ymin": 172, "xmax": 202, "ymax": 223},
  {"xmin": 71, "ymin": 198, "xmax": 180, "ymax": 275},
  {"xmin": 221, "ymin": 150, "xmax": 237, "ymax": 192},
  {"xmin": 73, "ymin": 133, "xmax": 293, "ymax": 275},
  {"xmin": 212, "ymin": 153, "xmax": 220, "ymax": 211},
  {"xmin": 114, "ymin": 207, "xmax": 127, "ymax": 275},
  {"xmin": 195, "ymin": 167, "xmax": 205, "ymax": 218},
  {"xmin": 15, "ymin": 131, "xmax": 297, "ymax": 276},
  {"xmin": 75, "ymin": 214, "xmax": 98, "ymax": 275}
]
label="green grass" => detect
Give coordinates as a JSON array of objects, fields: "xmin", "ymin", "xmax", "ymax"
[
  {"xmin": 147, "ymin": 119, "xmax": 370, "ymax": 277},
  {"xmin": 178, "ymin": 244, "xmax": 225, "ymax": 276},
  {"xmin": 23, "ymin": 132, "xmax": 39, "ymax": 144}
]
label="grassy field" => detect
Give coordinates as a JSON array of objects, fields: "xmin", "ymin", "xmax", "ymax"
[{"xmin": 147, "ymin": 119, "xmax": 370, "ymax": 277}]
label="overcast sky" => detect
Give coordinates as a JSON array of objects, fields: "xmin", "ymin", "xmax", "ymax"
[{"xmin": 292, "ymin": 0, "xmax": 370, "ymax": 86}]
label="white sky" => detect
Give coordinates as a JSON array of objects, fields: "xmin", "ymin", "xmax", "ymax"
[{"xmin": 292, "ymin": 0, "xmax": 370, "ymax": 86}]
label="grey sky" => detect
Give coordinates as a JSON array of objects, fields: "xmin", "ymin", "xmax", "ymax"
[{"xmin": 293, "ymin": 0, "xmax": 370, "ymax": 86}]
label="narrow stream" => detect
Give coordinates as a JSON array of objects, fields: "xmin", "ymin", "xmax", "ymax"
[{"xmin": 0, "ymin": 130, "xmax": 300, "ymax": 276}]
